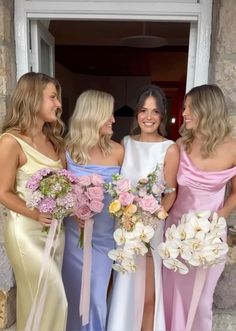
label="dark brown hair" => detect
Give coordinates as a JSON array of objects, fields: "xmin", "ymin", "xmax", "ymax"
[{"xmin": 132, "ymin": 84, "xmax": 167, "ymax": 136}]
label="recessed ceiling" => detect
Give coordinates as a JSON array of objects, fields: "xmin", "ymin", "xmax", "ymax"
[{"xmin": 49, "ymin": 20, "xmax": 189, "ymax": 76}]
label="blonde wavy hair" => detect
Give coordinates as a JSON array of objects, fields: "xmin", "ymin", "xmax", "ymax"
[
  {"xmin": 180, "ymin": 84, "xmax": 231, "ymax": 157},
  {"xmin": 66, "ymin": 89, "xmax": 114, "ymax": 164},
  {"xmin": 3, "ymin": 72, "xmax": 64, "ymax": 153}
]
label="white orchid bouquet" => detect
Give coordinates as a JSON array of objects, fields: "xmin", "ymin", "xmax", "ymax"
[
  {"xmin": 158, "ymin": 210, "xmax": 229, "ymax": 274},
  {"xmin": 105, "ymin": 166, "xmax": 172, "ymax": 273}
]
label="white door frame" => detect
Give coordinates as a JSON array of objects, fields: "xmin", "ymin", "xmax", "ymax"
[{"xmin": 14, "ymin": 0, "xmax": 213, "ymax": 91}]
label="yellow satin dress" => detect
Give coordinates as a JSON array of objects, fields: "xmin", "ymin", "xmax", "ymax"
[{"xmin": 3, "ymin": 134, "xmax": 68, "ymax": 331}]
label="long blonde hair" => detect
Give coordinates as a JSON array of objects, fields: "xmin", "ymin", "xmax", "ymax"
[
  {"xmin": 66, "ymin": 89, "xmax": 114, "ymax": 164},
  {"xmin": 3, "ymin": 72, "xmax": 64, "ymax": 153},
  {"xmin": 180, "ymin": 84, "xmax": 231, "ymax": 157}
]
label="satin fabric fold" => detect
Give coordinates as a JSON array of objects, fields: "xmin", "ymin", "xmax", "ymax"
[{"xmin": 79, "ymin": 218, "xmax": 94, "ymax": 326}]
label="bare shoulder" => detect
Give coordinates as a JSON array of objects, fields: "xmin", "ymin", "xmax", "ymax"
[
  {"xmin": 225, "ymin": 137, "xmax": 236, "ymax": 160},
  {"xmin": 110, "ymin": 140, "xmax": 124, "ymax": 165},
  {"xmin": 175, "ymin": 137, "xmax": 183, "ymax": 147},
  {"xmin": 0, "ymin": 133, "xmax": 21, "ymax": 152},
  {"xmin": 167, "ymin": 141, "xmax": 180, "ymax": 156}
]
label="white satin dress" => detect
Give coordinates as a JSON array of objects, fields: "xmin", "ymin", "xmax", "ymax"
[{"xmin": 107, "ymin": 135, "xmax": 174, "ymax": 331}]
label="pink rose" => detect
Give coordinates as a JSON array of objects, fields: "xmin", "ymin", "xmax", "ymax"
[
  {"xmin": 76, "ymin": 204, "xmax": 92, "ymax": 220},
  {"xmin": 85, "ymin": 187, "xmax": 104, "ymax": 200},
  {"xmin": 76, "ymin": 194, "xmax": 89, "ymax": 208},
  {"xmin": 118, "ymin": 192, "xmax": 134, "ymax": 206},
  {"xmin": 90, "ymin": 174, "xmax": 104, "ymax": 186},
  {"xmin": 138, "ymin": 195, "xmax": 160, "ymax": 214},
  {"xmin": 89, "ymin": 200, "xmax": 104, "ymax": 213},
  {"xmin": 116, "ymin": 178, "xmax": 131, "ymax": 194},
  {"xmin": 78, "ymin": 175, "xmax": 91, "ymax": 187},
  {"xmin": 73, "ymin": 185, "xmax": 84, "ymax": 196}
]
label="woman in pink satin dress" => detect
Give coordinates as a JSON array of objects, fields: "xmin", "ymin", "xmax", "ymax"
[{"xmin": 163, "ymin": 84, "xmax": 236, "ymax": 331}]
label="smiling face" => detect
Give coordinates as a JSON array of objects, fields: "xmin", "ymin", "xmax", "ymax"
[
  {"xmin": 99, "ymin": 113, "xmax": 115, "ymax": 136},
  {"xmin": 182, "ymin": 96, "xmax": 199, "ymax": 131},
  {"xmin": 137, "ymin": 95, "xmax": 161, "ymax": 135},
  {"xmin": 37, "ymin": 82, "xmax": 61, "ymax": 123}
]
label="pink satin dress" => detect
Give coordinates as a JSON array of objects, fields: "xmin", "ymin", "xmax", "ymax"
[{"xmin": 163, "ymin": 147, "xmax": 236, "ymax": 331}]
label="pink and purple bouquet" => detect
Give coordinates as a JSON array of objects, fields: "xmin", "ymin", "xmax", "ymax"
[
  {"xmin": 106, "ymin": 165, "xmax": 172, "ymax": 273},
  {"xmin": 74, "ymin": 173, "xmax": 105, "ymax": 247},
  {"xmin": 26, "ymin": 168, "xmax": 79, "ymax": 230}
]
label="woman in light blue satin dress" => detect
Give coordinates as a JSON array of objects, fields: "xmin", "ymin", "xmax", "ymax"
[{"xmin": 62, "ymin": 90, "xmax": 124, "ymax": 331}]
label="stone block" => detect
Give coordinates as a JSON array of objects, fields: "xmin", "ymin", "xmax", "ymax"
[
  {"xmin": 0, "ymin": 5, "xmax": 11, "ymax": 42},
  {"xmin": 0, "ymin": 287, "xmax": 16, "ymax": 330}
]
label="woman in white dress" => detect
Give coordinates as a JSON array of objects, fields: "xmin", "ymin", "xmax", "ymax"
[{"xmin": 107, "ymin": 85, "xmax": 179, "ymax": 331}]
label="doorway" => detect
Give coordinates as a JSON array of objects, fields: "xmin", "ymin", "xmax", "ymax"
[
  {"xmin": 48, "ymin": 20, "xmax": 189, "ymax": 141},
  {"xmin": 14, "ymin": 0, "xmax": 213, "ymax": 141}
]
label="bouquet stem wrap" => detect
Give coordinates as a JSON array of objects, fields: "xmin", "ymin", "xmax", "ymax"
[
  {"xmin": 24, "ymin": 219, "xmax": 62, "ymax": 331},
  {"xmin": 185, "ymin": 268, "xmax": 207, "ymax": 331},
  {"xmin": 79, "ymin": 218, "xmax": 94, "ymax": 326}
]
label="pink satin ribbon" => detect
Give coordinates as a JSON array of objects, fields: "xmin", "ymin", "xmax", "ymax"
[
  {"xmin": 25, "ymin": 219, "xmax": 62, "ymax": 331},
  {"xmin": 185, "ymin": 268, "xmax": 208, "ymax": 331},
  {"xmin": 133, "ymin": 254, "xmax": 146, "ymax": 331},
  {"xmin": 79, "ymin": 218, "xmax": 94, "ymax": 326}
]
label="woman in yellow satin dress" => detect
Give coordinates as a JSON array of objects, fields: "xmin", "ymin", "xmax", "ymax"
[{"xmin": 0, "ymin": 72, "xmax": 68, "ymax": 331}]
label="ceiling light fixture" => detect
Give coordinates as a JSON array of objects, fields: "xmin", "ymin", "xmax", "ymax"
[{"xmin": 120, "ymin": 22, "xmax": 168, "ymax": 48}]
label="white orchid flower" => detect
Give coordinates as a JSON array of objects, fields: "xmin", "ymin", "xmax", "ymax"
[
  {"xmin": 133, "ymin": 223, "xmax": 154, "ymax": 243},
  {"xmin": 196, "ymin": 210, "xmax": 212, "ymax": 219},
  {"xmin": 112, "ymin": 263, "xmax": 129, "ymax": 273},
  {"xmin": 121, "ymin": 258, "xmax": 137, "ymax": 272},
  {"xmin": 187, "ymin": 248, "xmax": 217, "ymax": 267},
  {"xmin": 163, "ymin": 258, "xmax": 189, "ymax": 274},
  {"xmin": 179, "ymin": 245, "xmax": 193, "ymax": 261},
  {"xmin": 114, "ymin": 228, "xmax": 127, "ymax": 245},
  {"xmin": 172, "ymin": 223, "xmax": 195, "ymax": 241},
  {"xmin": 108, "ymin": 248, "xmax": 133, "ymax": 262},
  {"xmin": 210, "ymin": 241, "xmax": 229, "ymax": 257},
  {"xmin": 165, "ymin": 224, "xmax": 177, "ymax": 241},
  {"xmin": 124, "ymin": 241, "xmax": 148, "ymax": 256},
  {"xmin": 187, "ymin": 217, "xmax": 211, "ymax": 235},
  {"xmin": 211, "ymin": 216, "xmax": 227, "ymax": 232},
  {"xmin": 158, "ymin": 241, "xmax": 179, "ymax": 259}
]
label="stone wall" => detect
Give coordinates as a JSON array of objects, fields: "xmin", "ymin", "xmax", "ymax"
[
  {"xmin": 210, "ymin": 1, "xmax": 236, "ymax": 329},
  {"xmin": 0, "ymin": 1, "xmax": 16, "ymax": 328},
  {"xmin": 0, "ymin": 0, "xmax": 236, "ymax": 329},
  {"xmin": 0, "ymin": 0, "xmax": 16, "ymax": 250},
  {"xmin": 209, "ymin": 0, "xmax": 236, "ymax": 225}
]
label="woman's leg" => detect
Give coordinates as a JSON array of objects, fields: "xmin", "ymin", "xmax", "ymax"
[{"xmin": 142, "ymin": 254, "xmax": 155, "ymax": 331}]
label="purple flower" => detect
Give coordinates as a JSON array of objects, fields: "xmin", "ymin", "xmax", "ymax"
[
  {"xmin": 38, "ymin": 198, "xmax": 57, "ymax": 213},
  {"xmin": 57, "ymin": 169, "xmax": 79, "ymax": 183}
]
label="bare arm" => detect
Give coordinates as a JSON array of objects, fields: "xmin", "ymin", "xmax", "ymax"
[
  {"xmin": 161, "ymin": 143, "xmax": 180, "ymax": 212},
  {"xmin": 217, "ymin": 175, "xmax": 236, "ymax": 218},
  {"xmin": 0, "ymin": 135, "xmax": 52, "ymax": 227}
]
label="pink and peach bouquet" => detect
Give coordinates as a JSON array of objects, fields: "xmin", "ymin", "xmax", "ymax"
[{"xmin": 105, "ymin": 166, "xmax": 171, "ymax": 273}]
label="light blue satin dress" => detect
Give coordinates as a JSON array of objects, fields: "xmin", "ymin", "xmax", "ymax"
[{"xmin": 62, "ymin": 152, "xmax": 120, "ymax": 331}]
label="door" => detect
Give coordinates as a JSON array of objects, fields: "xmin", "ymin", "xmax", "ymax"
[
  {"xmin": 30, "ymin": 20, "xmax": 55, "ymax": 76},
  {"xmin": 15, "ymin": 0, "xmax": 213, "ymax": 90}
]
